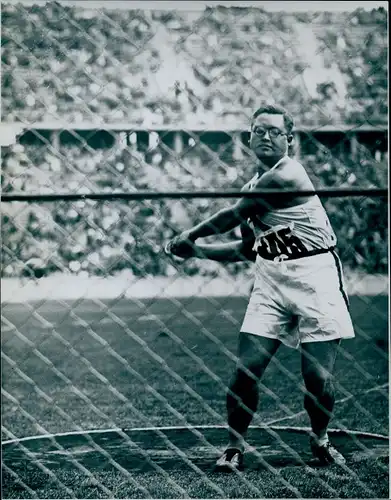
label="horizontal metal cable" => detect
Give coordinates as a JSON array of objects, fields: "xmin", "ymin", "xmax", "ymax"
[{"xmin": 1, "ymin": 187, "xmax": 388, "ymax": 202}]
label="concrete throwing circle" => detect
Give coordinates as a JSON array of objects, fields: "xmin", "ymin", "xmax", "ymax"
[{"xmin": 2, "ymin": 426, "xmax": 388, "ymax": 473}]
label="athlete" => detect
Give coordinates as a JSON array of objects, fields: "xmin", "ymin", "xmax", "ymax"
[{"xmin": 165, "ymin": 104, "xmax": 355, "ymax": 471}]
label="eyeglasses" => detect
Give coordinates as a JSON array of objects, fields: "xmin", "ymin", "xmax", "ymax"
[{"xmin": 251, "ymin": 126, "xmax": 286, "ymax": 139}]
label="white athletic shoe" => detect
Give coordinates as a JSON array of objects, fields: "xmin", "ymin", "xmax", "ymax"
[
  {"xmin": 310, "ymin": 437, "xmax": 346, "ymax": 466},
  {"xmin": 214, "ymin": 448, "xmax": 244, "ymax": 472}
]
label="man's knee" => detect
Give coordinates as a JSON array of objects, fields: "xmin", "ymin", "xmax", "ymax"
[
  {"xmin": 237, "ymin": 333, "xmax": 280, "ymax": 378},
  {"xmin": 231, "ymin": 363, "xmax": 260, "ymax": 392}
]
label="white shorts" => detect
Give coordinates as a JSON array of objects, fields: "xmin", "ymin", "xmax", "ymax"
[{"xmin": 240, "ymin": 251, "xmax": 355, "ymax": 349}]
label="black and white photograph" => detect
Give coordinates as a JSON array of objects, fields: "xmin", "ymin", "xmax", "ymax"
[{"xmin": 1, "ymin": 0, "xmax": 388, "ymax": 497}]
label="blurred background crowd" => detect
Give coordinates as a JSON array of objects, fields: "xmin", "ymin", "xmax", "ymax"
[{"xmin": 1, "ymin": 2, "xmax": 388, "ymax": 279}]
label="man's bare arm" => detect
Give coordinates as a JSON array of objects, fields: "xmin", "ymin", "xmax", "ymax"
[
  {"xmin": 181, "ymin": 169, "xmax": 300, "ymax": 242},
  {"xmin": 170, "ymin": 222, "xmax": 256, "ymax": 262},
  {"xmin": 190, "ymin": 241, "xmax": 250, "ymax": 262},
  {"xmin": 191, "ymin": 223, "xmax": 256, "ymax": 262},
  {"xmin": 186, "ymin": 198, "xmax": 256, "ymax": 241},
  {"xmin": 168, "ymin": 167, "xmax": 301, "ymax": 255}
]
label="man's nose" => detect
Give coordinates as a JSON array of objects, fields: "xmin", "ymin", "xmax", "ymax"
[
  {"xmin": 261, "ymin": 130, "xmax": 272, "ymax": 141},
  {"xmin": 261, "ymin": 130, "xmax": 272, "ymax": 140}
]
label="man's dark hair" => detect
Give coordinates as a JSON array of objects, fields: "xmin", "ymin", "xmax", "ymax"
[{"xmin": 251, "ymin": 104, "xmax": 294, "ymax": 134}]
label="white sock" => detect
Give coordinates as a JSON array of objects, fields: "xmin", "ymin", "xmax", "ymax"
[
  {"xmin": 228, "ymin": 439, "xmax": 245, "ymax": 452},
  {"xmin": 313, "ymin": 432, "xmax": 329, "ymax": 447}
]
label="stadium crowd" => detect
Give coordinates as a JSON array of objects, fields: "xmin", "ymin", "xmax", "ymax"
[
  {"xmin": 2, "ymin": 134, "xmax": 387, "ymax": 279},
  {"xmin": 1, "ymin": 3, "xmax": 387, "ymax": 126},
  {"xmin": 1, "ymin": 3, "xmax": 388, "ymax": 278}
]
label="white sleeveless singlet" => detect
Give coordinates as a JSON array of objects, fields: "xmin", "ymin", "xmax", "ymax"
[{"xmin": 246, "ymin": 157, "xmax": 337, "ymax": 253}]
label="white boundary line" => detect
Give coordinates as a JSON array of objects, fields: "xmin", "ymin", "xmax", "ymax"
[{"xmin": 2, "ymin": 425, "xmax": 388, "ymax": 446}]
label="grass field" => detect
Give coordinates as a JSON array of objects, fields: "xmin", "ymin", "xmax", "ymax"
[{"xmin": 1, "ymin": 293, "xmax": 389, "ymax": 498}]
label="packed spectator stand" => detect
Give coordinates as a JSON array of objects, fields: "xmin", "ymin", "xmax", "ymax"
[{"xmin": 1, "ymin": 3, "xmax": 388, "ymax": 278}]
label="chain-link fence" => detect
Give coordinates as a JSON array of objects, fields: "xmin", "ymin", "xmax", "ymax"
[{"xmin": 1, "ymin": 1, "xmax": 389, "ymax": 498}]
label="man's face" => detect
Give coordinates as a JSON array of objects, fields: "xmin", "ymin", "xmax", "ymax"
[{"xmin": 249, "ymin": 113, "xmax": 290, "ymax": 160}]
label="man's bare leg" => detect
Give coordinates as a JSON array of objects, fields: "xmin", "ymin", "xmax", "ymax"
[
  {"xmin": 301, "ymin": 339, "xmax": 345, "ymax": 464},
  {"xmin": 227, "ymin": 333, "xmax": 281, "ymax": 450},
  {"xmin": 215, "ymin": 333, "xmax": 281, "ymax": 471}
]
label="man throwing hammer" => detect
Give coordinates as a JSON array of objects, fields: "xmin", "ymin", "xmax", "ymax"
[{"xmin": 165, "ymin": 104, "xmax": 355, "ymax": 471}]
